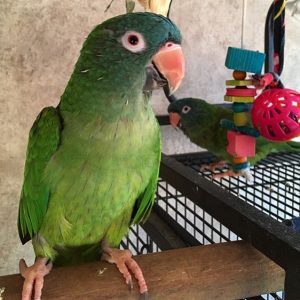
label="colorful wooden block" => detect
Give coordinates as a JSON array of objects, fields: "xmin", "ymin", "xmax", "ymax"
[
  {"xmin": 233, "ymin": 112, "xmax": 248, "ymax": 126},
  {"xmin": 227, "ymin": 130, "xmax": 256, "ymax": 157},
  {"xmin": 226, "ymin": 79, "xmax": 255, "ymax": 86},
  {"xmin": 233, "ymin": 161, "xmax": 251, "ymax": 171},
  {"xmin": 226, "ymin": 88, "xmax": 257, "ymax": 97},
  {"xmin": 232, "ymin": 70, "xmax": 246, "ymax": 80},
  {"xmin": 232, "ymin": 102, "xmax": 248, "ymax": 113},
  {"xmin": 225, "ymin": 47, "xmax": 265, "ymax": 74},
  {"xmin": 233, "ymin": 156, "xmax": 248, "ymax": 164},
  {"xmin": 224, "ymin": 95, "xmax": 254, "ymax": 103}
]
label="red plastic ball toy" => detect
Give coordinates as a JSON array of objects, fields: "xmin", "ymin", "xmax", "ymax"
[{"xmin": 251, "ymin": 88, "xmax": 300, "ymax": 141}]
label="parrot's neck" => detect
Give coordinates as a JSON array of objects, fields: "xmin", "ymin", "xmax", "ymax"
[{"xmin": 58, "ymin": 59, "xmax": 148, "ymax": 121}]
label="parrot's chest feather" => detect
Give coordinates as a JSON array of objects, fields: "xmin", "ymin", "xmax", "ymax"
[{"xmin": 42, "ymin": 107, "xmax": 159, "ymax": 246}]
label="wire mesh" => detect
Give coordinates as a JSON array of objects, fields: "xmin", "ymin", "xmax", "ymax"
[
  {"xmin": 121, "ymin": 225, "xmax": 161, "ymax": 255},
  {"xmin": 175, "ymin": 151, "xmax": 300, "ymax": 222},
  {"xmin": 121, "ymin": 151, "xmax": 300, "ymax": 299},
  {"xmin": 156, "ymin": 179, "xmax": 239, "ymax": 245}
]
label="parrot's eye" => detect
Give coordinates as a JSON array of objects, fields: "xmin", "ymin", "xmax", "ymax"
[
  {"xmin": 182, "ymin": 105, "xmax": 191, "ymax": 114},
  {"xmin": 128, "ymin": 35, "xmax": 139, "ymax": 45},
  {"xmin": 121, "ymin": 31, "xmax": 146, "ymax": 53}
]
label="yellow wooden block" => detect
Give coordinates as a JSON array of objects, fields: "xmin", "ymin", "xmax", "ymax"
[
  {"xmin": 226, "ymin": 79, "xmax": 254, "ymax": 86},
  {"xmin": 224, "ymin": 95, "xmax": 254, "ymax": 103},
  {"xmin": 234, "ymin": 112, "xmax": 248, "ymax": 126}
]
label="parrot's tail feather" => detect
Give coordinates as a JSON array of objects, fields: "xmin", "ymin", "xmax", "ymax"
[
  {"xmin": 287, "ymin": 141, "xmax": 300, "ymax": 150},
  {"xmin": 53, "ymin": 243, "xmax": 100, "ymax": 266}
]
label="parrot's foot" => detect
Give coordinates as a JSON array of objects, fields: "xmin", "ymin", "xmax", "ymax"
[
  {"xmin": 102, "ymin": 248, "xmax": 148, "ymax": 295},
  {"xmin": 212, "ymin": 169, "xmax": 241, "ymax": 179},
  {"xmin": 212, "ymin": 168, "xmax": 253, "ymax": 181},
  {"xmin": 200, "ymin": 160, "xmax": 227, "ymax": 172},
  {"xmin": 19, "ymin": 257, "xmax": 52, "ymax": 300}
]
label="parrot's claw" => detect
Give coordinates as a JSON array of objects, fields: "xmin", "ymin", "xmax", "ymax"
[
  {"xmin": 102, "ymin": 248, "xmax": 148, "ymax": 295},
  {"xmin": 212, "ymin": 169, "xmax": 241, "ymax": 179},
  {"xmin": 200, "ymin": 160, "xmax": 227, "ymax": 172},
  {"xmin": 19, "ymin": 257, "xmax": 52, "ymax": 300},
  {"xmin": 140, "ymin": 291, "xmax": 149, "ymax": 300},
  {"xmin": 127, "ymin": 277, "xmax": 133, "ymax": 290},
  {"xmin": 212, "ymin": 168, "xmax": 254, "ymax": 181}
]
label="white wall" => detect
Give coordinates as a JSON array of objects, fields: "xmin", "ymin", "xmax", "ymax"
[{"xmin": 0, "ymin": 0, "xmax": 299, "ymax": 275}]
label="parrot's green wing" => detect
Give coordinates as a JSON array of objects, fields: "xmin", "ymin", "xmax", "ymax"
[
  {"xmin": 18, "ymin": 107, "xmax": 63, "ymax": 244},
  {"xmin": 131, "ymin": 136, "xmax": 161, "ymax": 225}
]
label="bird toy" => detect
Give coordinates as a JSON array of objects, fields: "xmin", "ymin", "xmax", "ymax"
[
  {"xmin": 222, "ymin": 46, "xmax": 300, "ymax": 180},
  {"xmin": 221, "ymin": 0, "xmax": 300, "ymax": 179},
  {"xmin": 253, "ymin": 0, "xmax": 300, "ymax": 141},
  {"xmin": 251, "ymin": 88, "xmax": 300, "ymax": 141},
  {"xmin": 221, "ymin": 47, "xmax": 265, "ymax": 180}
]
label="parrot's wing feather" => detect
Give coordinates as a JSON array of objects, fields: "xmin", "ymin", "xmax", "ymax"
[
  {"xmin": 18, "ymin": 107, "xmax": 63, "ymax": 244},
  {"xmin": 131, "ymin": 148, "xmax": 161, "ymax": 225}
]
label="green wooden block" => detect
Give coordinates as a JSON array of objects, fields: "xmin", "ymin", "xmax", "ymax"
[{"xmin": 225, "ymin": 47, "xmax": 265, "ymax": 74}]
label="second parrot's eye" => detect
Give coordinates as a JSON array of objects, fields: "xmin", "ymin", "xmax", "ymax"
[
  {"xmin": 182, "ymin": 105, "xmax": 191, "ymax": 114},
  {"xmin": 121, "ymin": 31, "xmax": 146, "ymax": 53}
]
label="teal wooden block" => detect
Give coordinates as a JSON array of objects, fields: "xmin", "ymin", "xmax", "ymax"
[{"xmin": 225, "ymin": 47, "xmax": 265, "ymax": 74}]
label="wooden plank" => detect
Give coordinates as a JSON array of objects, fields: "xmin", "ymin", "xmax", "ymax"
[{"xmin": 0, "ymin": 241, "xmax": 284, "ymax": 300}]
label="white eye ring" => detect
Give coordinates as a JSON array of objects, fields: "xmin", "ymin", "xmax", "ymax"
[
  {"xmin": 121, "ymin": 31, "xmax": 146, "ymax": 53},
  {"xmin": 182, "ymin": 105, "xmax": 191, "ymax": 114}
]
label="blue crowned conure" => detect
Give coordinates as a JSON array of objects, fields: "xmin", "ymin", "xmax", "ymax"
[
  {"xmin": 168, "ymin": 98, "xmax": 300, "ymax": 178},
  {"xmin": 18, "ymin": 12, "xmax": 184, "ymax": 299}
]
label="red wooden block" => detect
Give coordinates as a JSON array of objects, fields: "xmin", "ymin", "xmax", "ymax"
[
  {"xmin": 226, "ymin": 88, "xmax": 257, "ymax": 97},
  {"xmin": 227, "ymin": 131, "xmax": 256, "ymax": 157}
]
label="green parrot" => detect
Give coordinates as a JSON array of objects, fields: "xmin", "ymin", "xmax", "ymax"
[
  {"xmin": 18, "ymin": 12, "xmax": 184, "ymax": 299},
  {"xmin": 168, "ymin": 98, "xmax": 300, "ymax": 178}
]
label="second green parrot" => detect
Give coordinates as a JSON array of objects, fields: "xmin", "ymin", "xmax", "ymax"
[{"xmin": 168, "ymin": 98, "xmax": 300, "ymax": 177}]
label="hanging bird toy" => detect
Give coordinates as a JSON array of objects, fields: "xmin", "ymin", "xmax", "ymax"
[
  {"xmin": 251, "ymin": 88, "xmax": 300, "ymax": 141},
  {"xmin": 221, "ymin": 47, "xmax": 265, "ymax": 180}
]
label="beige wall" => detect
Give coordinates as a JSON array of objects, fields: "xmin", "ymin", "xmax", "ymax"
[{"xmin": 1, "ymin": 0, "xmax": 299, "ymax": 275}]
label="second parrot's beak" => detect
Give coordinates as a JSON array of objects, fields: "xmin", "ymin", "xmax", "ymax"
[
  {"xmin": 153, "ymin": 42, "xmax": 185, "ymax": 94},
  {"xmin": 169, "ymin": 112, "xmax": 181, "ymax": 128}
]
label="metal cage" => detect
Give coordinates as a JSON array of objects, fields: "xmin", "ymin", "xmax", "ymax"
[{"xmin": 121, "ymin": 119, "xmax": 300, "ymax": 300}]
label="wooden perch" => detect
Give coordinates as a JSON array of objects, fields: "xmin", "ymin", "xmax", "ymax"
[{"xmin": 0, "ymin": 241, "xmax": 284, "ymax": 299}]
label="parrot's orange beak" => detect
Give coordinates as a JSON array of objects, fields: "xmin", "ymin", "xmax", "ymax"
[
  {"xmin": 169, "ymin": 112, "xmax": 181, "ymax": 128},
  {"xmin": 153, "ymin": 42, "xmax": 185, "ymax": 94}
]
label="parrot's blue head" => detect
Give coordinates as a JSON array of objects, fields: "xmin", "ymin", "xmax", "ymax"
[
  {"xmin": 168, "ymin": 98, "xmax": 211, "ymax": 130},
  {"xmin": 75, "ymin": 12, "xmax": 185, "ymax": 94}
]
